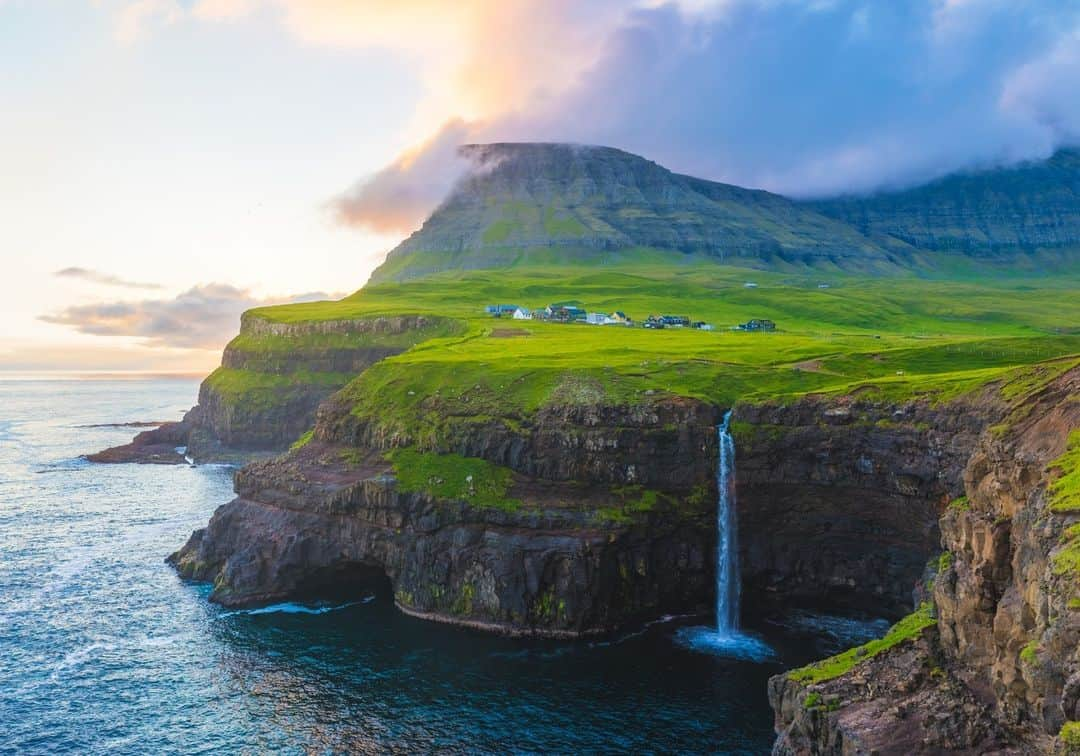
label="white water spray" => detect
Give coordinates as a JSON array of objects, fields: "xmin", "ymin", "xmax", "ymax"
[{"xmin": 716, "ymin": 410, "xmax": 740, "ymax": 634}]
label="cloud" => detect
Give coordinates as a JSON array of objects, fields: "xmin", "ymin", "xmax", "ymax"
[
  {"xmin": 54, "ymin": 267, "xmax": 163, "ymax": 290},
  {"xmin": 1000, "ymin": 29, "xmax": 1080, "ymax": 147},
  {"xmin": 112, "ymin": 0, "xmax": 1080, "ymax": 221},
  {"xmin": 318, "ymin": 0, "xmax": 1080, "ymax": 228},
  {"xmin": 191, "ymin": 0, "xmax": 256, "ymax": 20},
  {"xmin": 330, "ymin": 120, "xmax": 475, "ymax": 234},
  {"xmin": 114, "ymin": 0, "xmax": 183, "ymax": 43},
  {"xmin": 40, "ymin": 284, "xmax": 340, "ymax": 349}
]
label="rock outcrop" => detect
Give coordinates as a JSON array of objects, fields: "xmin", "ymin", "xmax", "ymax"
[
  {"xmin": 89, "ymin": 313, "xmax": 461, "ymax": 464},
  {"xmin": 168, "ymin": 394, "xmax": 721, "ymax": 636},
  {"xmin": 769, "ymin": 365, "xmax": 1080, "ymax": 754},
  {"xmin": 84, "ymin": 420, "xmax": 191, "ymax": 464}
]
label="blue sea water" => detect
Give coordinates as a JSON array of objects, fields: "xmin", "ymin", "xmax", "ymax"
[{"xmin": 0, "ymin": 379, "xmax": 887, "ymax": 754}]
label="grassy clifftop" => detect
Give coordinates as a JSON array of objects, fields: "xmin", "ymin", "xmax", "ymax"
[{"xmin": 241, "ymin": 260, "xmax": 1080, "ymax": 446}]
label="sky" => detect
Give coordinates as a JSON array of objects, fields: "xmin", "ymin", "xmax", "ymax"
[{"xmin": 2, "ymin": 0, "xmax": 1078, "ymax": 374}]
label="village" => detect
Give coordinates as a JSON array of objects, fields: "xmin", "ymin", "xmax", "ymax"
[{"xmin": 484, "ymin": 303, "xmax": 777, "ymax": 332}]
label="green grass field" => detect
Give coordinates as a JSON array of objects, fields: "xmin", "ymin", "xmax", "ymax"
[{"xmin": 236, "ymin": 261, "xmax": 1078, "ymax": 436}]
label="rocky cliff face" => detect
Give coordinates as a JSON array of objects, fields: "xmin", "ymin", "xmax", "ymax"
[
  {"xmin": 169, "ymin": 394, "xmax": 721, "ymax": 636},
  {"xmin": 810, "ymin": 149, "xmax": 1080, "ymax": 256},
  {"xmin": 89, "ymin": 313, "xmax": 460, "ymax": 464},
  {"xmin": 769, "ymin": 365, "xmax": 1080, "ymax": 755},
  {"xmin": 736, "ymin": 392, "xmax": 1002, "ymax": 618},
  {"xmin": 167, "ymin": 375, "xmax": 1015, "ymax": 640}
]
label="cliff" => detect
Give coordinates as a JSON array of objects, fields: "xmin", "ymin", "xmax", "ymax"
[
  {"xmin": 169, "ymin": 392, "xmax": 722, "ymax": 636},
  {"xmin": 88, "ymin": 312, "xmax": 462, "ymax": 464},
  {"xmin": 810, "ymin": 149, "xmax": 1080, "ymax": 258},
  {"xmin": 735, "ymin": 391, "xmax": 1002, "ymax": 619},
  {"xmin": 166, "ymin": 360, "xmax": 1060, "ymax": 637},
  {"xmin": 769, "ymin": 365, "xmax": 1080, "ymax": 755}
]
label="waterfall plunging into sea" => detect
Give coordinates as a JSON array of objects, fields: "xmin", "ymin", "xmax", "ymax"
[
  {"xmin": 674, "ymin": 410, "xmax": 772, "ymax": 660},
  {"xmin": 715, "ymin": 410, "xmax": 740, "ymax": 635}
]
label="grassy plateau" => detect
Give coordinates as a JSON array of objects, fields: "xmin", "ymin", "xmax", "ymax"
[{"xmin": 237, "ymin": 261, "xmax": 1079, "ymax": 433}]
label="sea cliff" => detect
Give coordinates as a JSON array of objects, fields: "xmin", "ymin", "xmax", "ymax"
[{"xmin": 769, "ymin": 366, "xmax": 1080, "ymax": 754}]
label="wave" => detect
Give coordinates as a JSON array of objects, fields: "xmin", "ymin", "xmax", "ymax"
[
  {"xmin": 49, "ymin": 640, "xmax": 120, "ymax": 681},
  {"xmin": 219, "ymin": 598, "xmax": 373, "ymax": 618}
]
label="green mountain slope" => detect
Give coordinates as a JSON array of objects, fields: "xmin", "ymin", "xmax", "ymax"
[
  {"xmin": 370, "ymin": 143, "xmax": 1080, "ymax": 283},
  {"xmin": 371, "ymin": 143, "xmax": 905, "ymax": 282},
  {"xmin": 809, "ymin": 149, "xmax": 1080, "ymax": 255}
]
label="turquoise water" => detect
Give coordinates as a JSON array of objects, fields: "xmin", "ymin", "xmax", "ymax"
[{"xmin": 0, "ymin": 379, "xmax": 887, "ymax": 754}]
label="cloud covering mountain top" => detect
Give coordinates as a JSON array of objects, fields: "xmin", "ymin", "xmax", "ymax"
[{"xmin": 321, "ymin": 0, "xmax": 1080, "ymax": 234}]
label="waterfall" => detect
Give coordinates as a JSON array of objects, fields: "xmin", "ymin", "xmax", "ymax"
[
  {"xmin": 673, "ymin": 409, "xmax": 771, "ymax": 659},
  {"xmin": 716, "ymin": 410, "xmax": 740, "ymax": 635}
]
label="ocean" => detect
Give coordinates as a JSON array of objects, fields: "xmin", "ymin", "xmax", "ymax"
[{"xmin": 0, "ymin": 378, "xmax": 888, "ymax": 754}]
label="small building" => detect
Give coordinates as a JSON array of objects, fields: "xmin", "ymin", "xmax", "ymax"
[
  {"xmin": 485, "ymin": 304, "xmax": 519, "ymax": 317},
  {"xmin": 739, "ymin": 318, "xmax": 777, "ymax": 332},
  {"xmin": 512, "ymin": 307, "xmax": 532, "ymax": 320},
  {"xmin": 544, "ymin": 304, "xmax": 586, "ymax": 322},
  {"xmin": 608, "ymin": 311, "xmax": 632, "ymax": 325},
  {"xmin": 586, "ymin": 312, "xmax": 609, "ymax": 325},
  {"xmin": 744, "ymin": 282, "xmax": 758, "ymax": 288},
  {"xmin": 660, "ymin": 315, "xmax": 690, "ymax": 327},
  {"xmin": 817, "ymin": 283, "xmax": 831, "ymax": 289},
  {"xmin": 643, "ymin": 315, "xmax": 665, "ymax": 329},
  {"xmin": 692, "ymin": 321, "xmax": 714, "ymax": 331}
]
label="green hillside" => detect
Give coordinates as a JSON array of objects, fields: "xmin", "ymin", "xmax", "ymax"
[
  {"xmin": 810, "ymin": 148, "xmax": 1080, "ymax": 256},
  {"xmin": 371, "ymin": 144, "xmax": 905, "ymax": 283},
  {"xmin": 234, "ymin": 144, "xmax": 1080, "ymax": 439},
  {"xmin": 247, "ymin": 261, "xmax": 1080, "ymax": 444},
  {"xmin": 371, "ymin": 144, "xmax": 1080, "ymax": 284}
]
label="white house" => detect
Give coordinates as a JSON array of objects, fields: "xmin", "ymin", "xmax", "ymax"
[
  {"xmin": 512, "ymin": 307, "xmax": 532, "ymax": 320},
  {"xmin": 586, "ymin": 312, "xmax": 610, "ymax": 325},
  {"xmin": 744, "ymin": 282, "xmax": 758, "ymax": 288}
]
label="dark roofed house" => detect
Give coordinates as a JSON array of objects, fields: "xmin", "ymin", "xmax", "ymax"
[
  {"xmin": 739, "ymin": 318, "xmax": 776, "ymax": 332},
  {"xmin": 485, "ymin": 304, "xmax": 519, "ymax": 317},
  {"xmin": 660, "ymin": 315, "xmax": 690, "ymax": 327}
]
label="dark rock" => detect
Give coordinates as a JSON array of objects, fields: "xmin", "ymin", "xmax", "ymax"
[
  {"xmin": 168, "ymin": 440, "xmax": 714, "ymax": 636},
  {"xmin": 769, "ymin": 365, "xmax": 1080, "ymax": 754},
  {"xmin": 85, "ymin": 421, "xmax": 190, "ymax": 465}
]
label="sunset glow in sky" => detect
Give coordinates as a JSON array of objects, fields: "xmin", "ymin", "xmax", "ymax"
[{"xmin": 2, "ymin": 0, "xmax": 1078, "ymax": 372}]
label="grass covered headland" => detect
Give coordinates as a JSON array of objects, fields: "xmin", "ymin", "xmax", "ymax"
[{"xmin": 241, "ymin": 261, "xmax": 1080, "ymax": 432}]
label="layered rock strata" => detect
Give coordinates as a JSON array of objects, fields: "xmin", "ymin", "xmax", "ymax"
[
  {"xmin": 769, "ymin": 366, "xmax": 1079, "ymax": 754},
  {"xmin": 169, "ymin": 396, "xmax": 722, "ymax": 636}
]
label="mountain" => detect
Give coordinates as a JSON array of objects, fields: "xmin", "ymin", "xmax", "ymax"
[
  {"xmin": 809, "ymin": 148, "xmax": 1080, "ymax": 255},
  {"xmin": 370, "ymin": 143, "xmax": 904, "ymax": 282},
  {"xmin": 370, "ymin": 143, "xmax": 1080, "ymax": 283}
]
